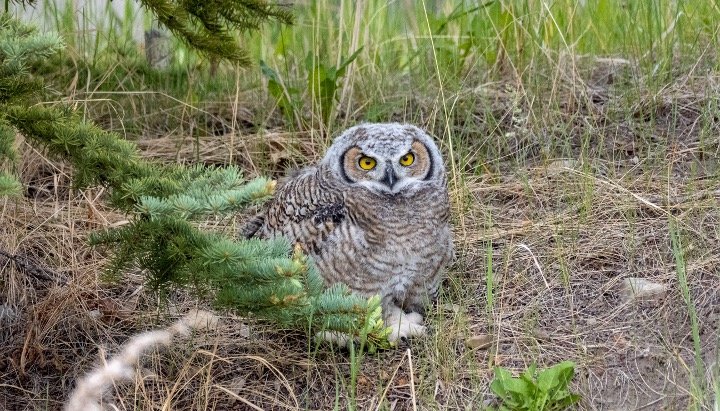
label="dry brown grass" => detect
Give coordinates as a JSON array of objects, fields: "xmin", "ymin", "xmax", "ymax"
[
  {"xmin": 2, "ymin": 71, "xmax": 720, "ymax": 410},
  {"xmin": 454, "ymin": 164, "xmax": 720, "ymax": 409}
]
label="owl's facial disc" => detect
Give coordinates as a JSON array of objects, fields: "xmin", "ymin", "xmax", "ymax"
[{"xmin": 340, "ymin": 141, "xmax": 433, "ymax": 195}]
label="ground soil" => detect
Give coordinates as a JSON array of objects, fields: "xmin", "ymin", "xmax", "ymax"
[{"xmin": 2, "ymin": 78, "xmax": 720, "ymax": 410}]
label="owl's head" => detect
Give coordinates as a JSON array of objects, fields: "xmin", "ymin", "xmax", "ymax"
[{"xmin": 321, "ymin": 123, "xmax": 446, "ymax": 195}]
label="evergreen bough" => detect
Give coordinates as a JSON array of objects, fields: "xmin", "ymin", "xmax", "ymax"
[
  {"xmin": 0, "ymin": 13, "xmax": 63, "ymax": 195},
  {"xmin": 0, "ymin": 13, "xmax": 391, "ymax": 351},
  {"xmin": 139, "ymin": 0, "xmax": 293, "ymax": 65},
  {"xmin": 7, "ymin": 0, "xmax": 291, "ymax": 65}
]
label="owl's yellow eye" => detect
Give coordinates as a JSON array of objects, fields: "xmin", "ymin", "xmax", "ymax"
[
  {"xmin": 358, "ymin": 156, "xmax": 377, "ymax": 170},
  {"xmin": 399, "ymin": 152, "xmax": 415, "ymax": 166}
]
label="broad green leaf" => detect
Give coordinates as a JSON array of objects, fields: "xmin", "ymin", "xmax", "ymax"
[
  {"xmin": 538, "ymin": 361, "xmax": 576, "ymax": 393},
  {"xmin": 489, "ymin": 367, "xmax": 514, "ymax": 396}
]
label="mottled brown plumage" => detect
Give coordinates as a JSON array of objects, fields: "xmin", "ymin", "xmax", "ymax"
[{"xmin": 244, "ymin": 123, "xmax": 454, "ymax": 342}]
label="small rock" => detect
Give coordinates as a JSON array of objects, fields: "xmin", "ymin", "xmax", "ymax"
[
  {"xmin": 378, "ymin": 369, "xmax": 390, "ymax": 381},
  {"xmin": 533, "ymin": 330, "xmax": 551, "ymax": 342},
  {"xmin": 88, "ymin": 309, "xmax": 102, "ymax": 319},
  {"xmin": 182, "ymin": 309, "xmax": 219, "ymax": 330},
  {"xmin": 466, "ymin": 334, "xmax": 494, "ymax": 350},
  {"xmin": 620, "ymin": 278, "xmax": 668, "ymax": 302},
  {"xmin": 226, "ymin": 376, "xmax": 246, "ymax": 406}
]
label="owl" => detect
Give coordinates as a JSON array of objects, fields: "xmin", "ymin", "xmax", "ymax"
[{"xmin": 243, "ymin": 123, "xmax": 454, "ymax": 343}]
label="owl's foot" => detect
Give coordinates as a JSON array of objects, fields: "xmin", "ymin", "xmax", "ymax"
[
  {"xmin": 385, "ymin": 308, "xmax": 426, "ymax": 343},
  {"xmin": 315, "ymin": 309, "xmax": 426, "ymax": 347}
]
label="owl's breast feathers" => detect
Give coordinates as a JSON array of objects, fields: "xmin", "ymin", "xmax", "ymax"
[{"xmin": 243, "ymin": 166, "xmax": 450, "ymax": 256}]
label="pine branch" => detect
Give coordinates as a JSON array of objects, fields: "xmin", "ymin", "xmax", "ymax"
[
  {"xmin": 0, "ymin": 171, "xmax": 21, "ymax": 196},
  {"xmin": 9, "ymin": 100, "xmax": 389, "ymax": 349},
  {"xmin": 0, "ymin": 12, "xmax": 390, "ymax": 351},
  {"xmin": 0, "ymin": 13, "xmax": 63, "ymax": 196},
  {"xmin": 138, "ymin": 0, "xmax": 293, "ymax": 65}
]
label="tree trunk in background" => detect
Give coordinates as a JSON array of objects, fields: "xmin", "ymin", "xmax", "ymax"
[{"xmin": 145, "ymin": 21, "xmax": 170, "ymax": 69}]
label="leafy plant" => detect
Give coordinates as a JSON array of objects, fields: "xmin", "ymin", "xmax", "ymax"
[
  {"xmin": 307, "ymin": 48, "xmax": 362, "ymax": 127},
  {"xmin": 490, "ymin": 361, "xmax": 580, "ymax": 411},
  {"xmin": 261, "ymin": 49, "xmax": 363, "ymax": 129},
  {"xmin": 260, "ymin": 60, "xmax": 301, "ymax": 127}
]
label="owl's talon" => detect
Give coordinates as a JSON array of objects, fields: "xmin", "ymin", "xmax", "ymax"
[{"xmin": 405, "ymin": 311, "xmax": 424, "ymax": 325}]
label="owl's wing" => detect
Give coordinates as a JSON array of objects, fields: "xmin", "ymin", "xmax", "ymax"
[
  {"xmin": 241, "ymin": 169, "xmax": 347, "ymax": 251},
  {"xmin": 241, "ymin": 168, "xmax": 305, "ymax": 239}
]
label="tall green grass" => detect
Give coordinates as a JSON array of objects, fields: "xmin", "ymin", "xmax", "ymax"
[
  {"xmin": 670, "ymin": 221, "xmax": 708, "ymax": 410},
  {"xmin": 25, "ymin": 0, "xmax": 720, "ymax": 114}
]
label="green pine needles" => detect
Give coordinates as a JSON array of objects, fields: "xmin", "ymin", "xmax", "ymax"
[
  {"xmin": 1, "ymin": 12, "xmax": 391, "ymax": 350},
  {"xmin": 139, "ymin": 0, "xmax": 293, "ymax": 65},
  {"xmin": 0, "ymin": 13, "xmax": 63, "ymax": 196}
]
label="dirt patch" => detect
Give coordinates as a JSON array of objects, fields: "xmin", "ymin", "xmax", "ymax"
[{"xmin": 460, "ymin": 164, "xmax": 720, "ymax": 409}]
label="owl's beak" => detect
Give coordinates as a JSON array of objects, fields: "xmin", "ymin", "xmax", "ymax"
[{"xmin": 381, "ymin": 166, "xmax": 397, "ymax": 189}]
